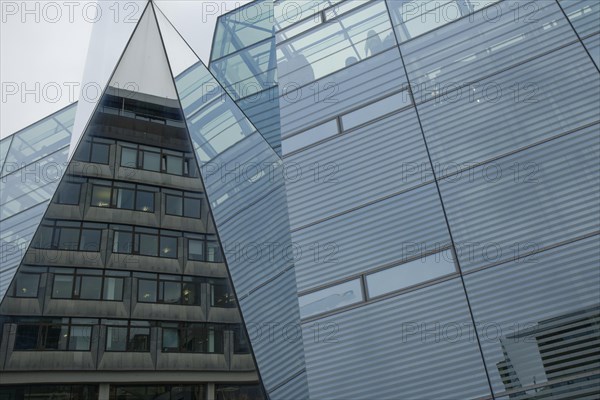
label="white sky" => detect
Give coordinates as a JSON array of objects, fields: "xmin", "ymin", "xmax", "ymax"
[{"xmin": 0, "ymin": 0, "xmax": 252, "ymax": 138}]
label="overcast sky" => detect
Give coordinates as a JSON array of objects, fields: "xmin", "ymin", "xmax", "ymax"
[{"xmin": 0, "ymin": 0, "xmax": 252, "ymax": 138}]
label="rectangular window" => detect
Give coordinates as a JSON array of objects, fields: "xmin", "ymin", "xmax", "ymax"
[
  {"xmin": 142, "ymin": 151, "xmax": 161, "ymax": 172},
  {"xmin": 106, "ymin": 322, "xmax": 150, "ymax": 352},
  {"xmin": 91, "ymin": 181, "xmax": 155, "ymax": 213},
  {"xmin": 75, "ymin": 141, "xmax": 111, "ymax": 164},
  {"xmin": 113, "ymin": 227, "xmax": 178, "ymax": 259},
  {"xmin": 282, "ymin": 119, "xmax": 339, "ymax": 154},
  {"xmin": 120, "ymin": 147, "xmax": 138, "ymax": 168},
  {"xmin": 211, "ymin": 282, "xmax": 236, "ymax": 308},
  {"xmin": 233, "ymin": 326, "xmax": 250, "ymax": 354},
  {"xmin": 14, "ymin": 320, "xmax": 94, "ymax": 351},
  {"xmin": 12, "ymin": 272, "xmax": 41, "ymax": 298},
  {"xmin": 119, "ymin": 144, "xmax": 195, "ymax": 177},
  {"xmin": 51, "ymin": 270, "xmax": 124, "ymax": 301},
  {"xmin": 137, "ymin": 276, "xmax": 201, "ymax": 306},
  {"xmin": 206, "ymin": 241, "xmax": 223, "ymax": 262},
  {"xmin": 340, "ymin": 91, "xmax": 412, "ymax": 131},
  {"xmin": 188, "ymin": 239, "xmax": 204, "ymax": 261},
  {"xmin": 165, "ymin": 192, "xmax": 203, "ymax": 219},
  {"xmin": 55, "ymin": 181, "xmax": 81, "ymax": 205},
  {"xmin": 299, "ymin": 279, "xmax": 363, "ymax": 318},
  {"xmin": 34, "ymin": 221, "xmax": 103, "ymax": 252},
  {"xmin": 162, "ymin": 324, "xmax": 224, "ymax": 354}
]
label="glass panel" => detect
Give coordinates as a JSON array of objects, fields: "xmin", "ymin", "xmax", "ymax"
[
  {"xmin": 142, "ymin": 151, "xmax": 160, "ymax": 172},
  {"xmin": 106, "ymin": 326, "xmax": 127, "ymax": 351},
  {"xmin": 211, "ymin": 284, "xmax": 236, "ymax": 308},
  {"xmin": 138, "ymin": 279, "xmax": 157, "ymax": 302},
  {"xmin": 299, "ymin": 279, "xmax": 363, "ymax": 318},
  {"xmin": 43, "ymin": 325, "xmax": 66, "ymax": 349},
  {"xmin": 162, "ymin": 328, "xmax": 179, "ymax": 350},
  {"xmin": 15, "ymin": 325, "xmax": 39, "ymax": 349},
  {"xmin": 90, "ymin": 143, "xmax": 110, "ymax": 164},
  {"xmin": 139, "ymin": 234, "xmax": 158, "ymax": 257},
  {"xmin": 80, "ymin": 276, "xmax": 102, "ymax": 300},
  {"xmin": 80, "ymin": 229, "xmax": 101, "ymax": 252},
  {"xmin": 14, "ymin": 273, "xmax": 40, "ymax": 298},
  {"xmin": 91, "ymin": 185, "xmax": 112, "ymax": 207},
  {"xmin": 166, "ymin": 195, "xmax": 183, "ymax": 216},
  {"xmin": 182, "ymin": 281, "xmax": 200, "ymax": 305},
  {"xmin": 341, "ymin": 91, "xmax": 412, "ymax": 130},
  {"xmin": 56, "ymin": 182, "xmax": 81, "ymax": 205},
  {"xmin": 116, "ymin": 188, "xmax": 135, "ymax": 209},
  {"xmin": 103, "ymin": 277, "xmax": 124, "ymax": 301},
  {"xmin": 166, "ymin": 155, "xmax": 183, "ymax": 175},
  {"xmin": 57, "ymin": 227, "xmax": 79, "ymax": 250},
  {"xmin": 53, "ymin": 275, "xmax": 74, "ymax": 298},
  {"xmin": 184, "ymin": 197, "xmax": 201, "ymax": 219},
  {"xmin": 113, "ymin": 231, "xmax": 133, "ymax": 253},
  {"xmin": 188, "ymin": 239, "xmax": 204, "ymax": 261},
  {"xmin": 129, "ymin": 327, "xmax": 150, "ymax": 351},
  {"xmin": 216, "ymin": 384, "xmax": 263, "ymax": 400},
  {"xmin": 160, "ymin": 236, "xmax": 177, "ymax": 259},
  {"xmin": 121, "ymin": 147, "xmax": 137, "ymax": 168},
  {"xmin": 162, "ymin": 281, "xmax": 181, "ymax": 304},
  {"xmin": 366, "ymin": 249, "xmax": 457, "ymax": 298},
  {"xmin": 68, "ymin": 326, "xmax": 92, "ymax": 350},
  {"xmin": 135, "ymin": 191, "xmax": 154, "ymax": 212},
  {"xmin": 206, "ymin": 241, "xmax": 222, "ymax": 262}
]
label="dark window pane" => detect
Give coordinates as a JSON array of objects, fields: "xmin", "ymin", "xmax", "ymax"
[
  {"xmin": 234, "ymin": 328, "xmax": 250, "ymax": 354},
  {"xmin": 121, "ymin": 147, "xmax": 137, "ymax": 168},
  {"xmin": 56, "ymin": 182, "xmax": 81, "ymax": 205},
  {"xmin": 143, "ymin": 151, "xmax": 160, "ymax": 172},
  {"xmin": 74, "ymin": 141, "xmax": 91, "ymax": 162},
  {"xmin": 138, "ymin": 280, "xmax": 157, "ymax": 302},
  {"xmin": 166, "ymin": 155, "xmax": 183, "ymax": 175},
  {"xmin": 206, "ymin": 241, "xmax": 223, "ymax": 262},
  {"xmin": 166, "ymin": 195, "xmax": 183, "ymax": 216},
  {"xmin": 184, "ymin": 198, "xmax": 201, "ymax": 219},
  {"xmin": 136, "ymin": 191, "xmax": 154, "ymax": 212},
  {"xmin": 14, "ymin": 325, "xmax": 39, "ymax": 350},
  {"xmin": 53, "ymin": 275, "xmax": 74, "ymax": 298},
  {"xmin": 129, "ymin": 327, "xmax": 150, "ymax": 351},
  {"xmin": 106, "ymin": 326, "xmax": 127, "ymax": 351},
  {"xmin": 90, "ymin": 143, "xmax": 110, "ymax": 164},
  {"xmin": 44, "ymin": 325, "xmax": 65, "ymax": 350},
  {"xmin": 80, "ymin": 276, "xmax": 102, "ymax": 300},
  {"xmin": 216, "ymin": 385, "xmax": 263, "ymax": 400},
  {"xmin": 91, "ymin": 185, "xmax": 111, "ymax": 208},
  {"xmin": 115, "ymin": 188, "xmax": 135, "ymax": 210},
  {"xmin": 188, "ymin": 240, "xmax": 204, "ymax": 261},
  {"xmin": 162, "ymin": 328, "xmax": 179, "ymax": 351},
  {"xmin": 182, "ymin": 282, "xmax": 201, "ymax": 306},
  {"xmin": 162, "ymin": 281, "xmax": 181, "ymax": 304},
  {"xmin": 80, "ymin": 229, "xmax": 101, "ymax": 252},
  {"xmin": 212, "ymin": 284, "xmax": 236, "ymax": 308},
  {"xmin": 14, "ymin": 273, "xmax": 40, "ymax": 298},
  {"xmin": 139, "ymin": 234, "xmax": 158, "ymax": 257},
  {"xmin": 68, "ymin": 326, "xmax": 92, "ymax": 350},
  {"xmin": 113, "ymin": 231, "xmax": 133, "ymax": 254},
  {"xmin": 34, "ymin": 225, "xmax": 54, "ymax": 249},
  {"xmin": 103, "ymin": 277, "xmax": 124, "ymax": 301},
  {"xmin": 160, "ymin": 236, "xmax": 177, "ymax": 259},
  {"xmin": 57, "ymin": 227, "xmax": 79, "ymax": 250}
]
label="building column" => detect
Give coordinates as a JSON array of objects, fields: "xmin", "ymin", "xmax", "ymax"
[
  {"xmin": 98, "ymin": 383, "xmax": 110, "ymax": 400},
  {"xmin": 207, "ymin": 383, "xmax": 215, "ymax": 400}
]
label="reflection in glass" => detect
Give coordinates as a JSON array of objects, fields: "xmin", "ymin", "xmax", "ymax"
[{"xmin": 299, "ymin": 279, "xmax": 363, "ymax": 318}]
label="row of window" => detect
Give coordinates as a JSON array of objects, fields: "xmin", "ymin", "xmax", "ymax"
[
  {"xmin": 9, "ymin": 267, "xmax": 236, "ymax": 308},
  {"xmin": 11, "ymin": 319, "xmax": 249, "ymax": 354},
  {"xmin": 74, "ymin": 139, "xmax": 198, "ymax": 178},
  {"xmin": 56, "ymin": 177, "xmax": 205, "ymax": 217},
  {"xmin": 32, "ymin": 221, "xmax": 224, "ymax": 262}
]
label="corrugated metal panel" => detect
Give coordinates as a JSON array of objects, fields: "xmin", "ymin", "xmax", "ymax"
[
  {"xmin": 241, "ymin": 268, "xmax": 307, "ymax": 398},
  {"xmin": 292, "ymin": 183, "xmax": 451, "ymax": 292},
  {"xmin": 559, "ymin": 0, "xmax": 600, "ymax": 37},
  {"xmin": 301, "ymin": 278, "xmax": 492, "ymax": 399},
  {"xmin": 402, "ymin": 0, "xmax": 577, "ymax": 104},
  {"xmin": 417, "ymin": 43, "xmax": 600, "ymax": 174},
  {"xmin": 583, "ymin": 33, "xmax": 600, "ymax": 68},
  {"xmin": 269, "ymin": 371, "xmax": 308, "ymax": 400},
  {"xmin": 440, "ymin": 125, "xmax": 600, "ymax": 271},
  {"xmin": 279, "ymin": 48, "xmax": 407, "ymax": 135},
  {"xmin": 464, "ymin": 235, "xmax": 600, "ymax": 395},
  {"xmin": 285, "ymin": 107, "xmax": 431, "ymax": 229}
]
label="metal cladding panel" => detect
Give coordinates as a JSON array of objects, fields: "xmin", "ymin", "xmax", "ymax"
[
  {"xmin": 583, "ymin": 33, "xmax": 600, "ymax": 68},
  {"xmin": 292, "ymin": 183, "xmax": 451, "ymax": 292},
  {"xmin": 214, "ymin": 185, "xmax": 293, "ymax": 296},
  {"xmin": 241, "ymin": 268, "xmax": 307, "ymax": 399},
  {"xmin": 417, "ymin": 43, "xmax": 600, "ymax": 174},
  {"xmin": 278, "ymin": 48, "xmax": 407, "ymax": 136},
  {"xmin": 301, "ymin": 278, "xmax": 492, "ymax": 399},
  {"xmin": 237, "ymin": 93, "xmax": 282, "ymax": 155},
  {"xmin": 402, "ymin": 0, "xmax": 577, "ymax": 104},
  {"xmin": 269, "ymin": 371, "xmax": 308, "ymax": 400},
  {"xmin": 0, "ymin": 201, "xmax": 50, "ymax": 298},
  {"xmin": 176, "ymin": 63, "xmax": 308, "ymax": 397},
  {"xmin": 440, "ymin": 125, "xmax": 600, "ymax": 272},
  {"xmin": 463, "ymin": 235, "xmax": 600, "ymax": 395},
  {"xmin": 201, "ymin": 132, "xmax": 285, "ymax": 225},
  {"xmin": 559, "ymin": 0, "xmax": 600, "ymax": 37},
  {"xmin": 285, "ymin": 107, "xmax": 431, "ymax": 230}
]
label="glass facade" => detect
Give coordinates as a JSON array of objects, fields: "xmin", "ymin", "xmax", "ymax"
[{"xmin": 2, "ymin": 1, "xmax": 599, "ymax": 399}]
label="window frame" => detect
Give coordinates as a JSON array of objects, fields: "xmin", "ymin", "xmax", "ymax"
[{"xmin": 50, "ymin": 269, "xmax": 126, "ymax": 301}]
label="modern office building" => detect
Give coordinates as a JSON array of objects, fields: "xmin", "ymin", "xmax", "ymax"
[{"xmin": 1, "ymin": 0, "xmax": 599, "ymax": 399}]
